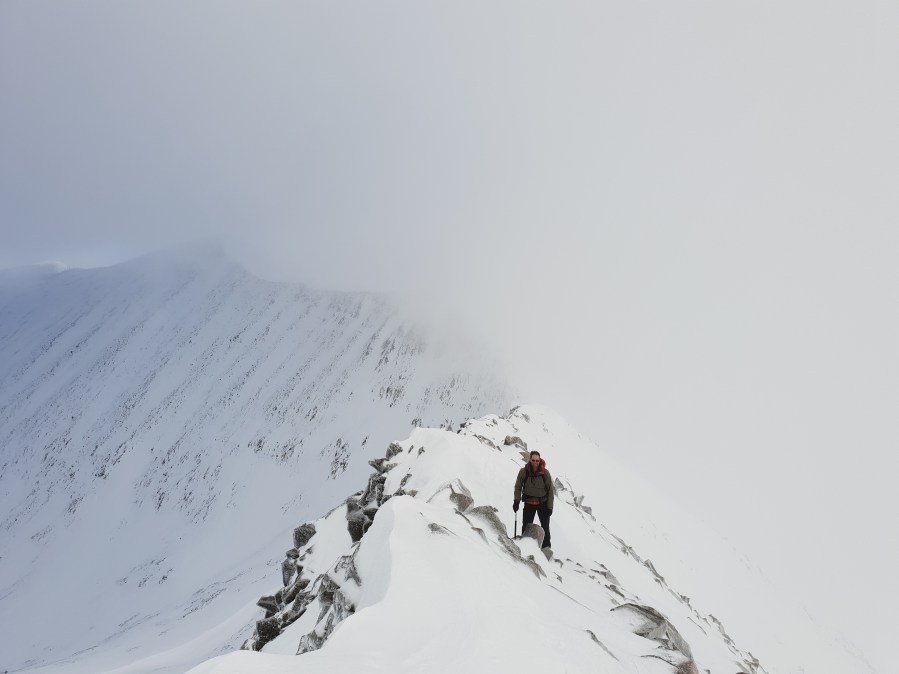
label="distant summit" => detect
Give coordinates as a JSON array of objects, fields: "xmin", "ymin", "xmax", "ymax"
[
  {"xmin": 100, "ymin": 241, "xmax": 248, "ymax": 280},
  {"xmin": 0, "ymin": 260, "xmax": 68, "ymax": 281}
]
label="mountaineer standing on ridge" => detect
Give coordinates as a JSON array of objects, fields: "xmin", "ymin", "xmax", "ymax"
[{"xmin": 513, "ymin": 450, "xmax": 554, "ymax": 549}]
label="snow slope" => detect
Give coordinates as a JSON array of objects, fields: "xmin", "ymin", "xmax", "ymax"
[
  {"xmin": 0, "ymin": 247, "xmax": 511, "ymax": 674},
  {"xmin": 189, "ymin": 406, "xmax": 867, "ymax": 674}
]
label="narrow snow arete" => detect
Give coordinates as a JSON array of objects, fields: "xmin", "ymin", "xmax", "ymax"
[{"xmin": 190, "ymin": 405, "xmax": 864, "ymax": 674}]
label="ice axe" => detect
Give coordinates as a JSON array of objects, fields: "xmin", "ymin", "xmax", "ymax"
[{"xmin": 514, "ymin": 508, "xmax": 518, "ymax": 539}]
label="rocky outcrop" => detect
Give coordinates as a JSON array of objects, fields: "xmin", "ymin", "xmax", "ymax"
[
  {"xmin": 345, "ymin": 453, "xmax": 397, "ymax": 542},
  {"xmin": 243, "ymin": 441, "xmax": 412, "ymax": 653},
  {"xmin": 296, "ymin": 566, "xmax": 358, "ymax": 654},
  {"xmin": 462, "ymin": 505, "xmax": 546, "ymax": 579},
  {"xmin": 503, "ymin": 435, "xmax": 528, "ymax": 451},
  {"xmin": 612, "ymin": 602, "xmax": 695, "ymax": 670},
  {"xmin": 282, "ymin": 548, "xmax": 301, "ymax": 586},
  {"xmin": 293, "ymin": 524, "xmax": 316, "ymax": 549},
  {"xmin": 427, "ymin": 478, "xmax": 474, "ymax": 513},
  {"xmin": 522, "ymin": 522, "xmax": 545, "ymax": 548}
]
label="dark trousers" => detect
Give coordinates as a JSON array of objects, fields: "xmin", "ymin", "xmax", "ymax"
[{"xmin": 522, "ymin": 503, "xmax": 551, "ymax": 548}]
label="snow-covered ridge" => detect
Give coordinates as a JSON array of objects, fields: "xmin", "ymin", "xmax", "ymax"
[
  {"xmin": 0, "ymin": 248, "xmax": 511, "ymax": 674},
  {"xmin": 0, "ymin": 261, "xmax": 68, "ymax": 283},
  {"xmin": 190, "ymin": 406, "xmax": 864, "ymax": 674}
]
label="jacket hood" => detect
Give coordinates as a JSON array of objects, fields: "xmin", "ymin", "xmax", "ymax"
[{"xmin": 527, "ymin": 457, "xmax": 547, "ymax": 475}]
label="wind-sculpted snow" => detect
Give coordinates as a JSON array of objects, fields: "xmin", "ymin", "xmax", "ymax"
[
  {"xmin": 189, "ymin": 406, "xmax": 865, "ymax": 674},
  {"xmin": 0, "ymin": 248, "xmax": 510, "ymax": 674}
]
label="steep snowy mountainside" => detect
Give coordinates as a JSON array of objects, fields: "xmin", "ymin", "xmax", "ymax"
[
  {"xmin": 192, "ymin": 405, "xmax": 868, "ymax": 674},
  {"xmin": 0, "ymin": 247, "xmax": 511, "ymax": 674}
]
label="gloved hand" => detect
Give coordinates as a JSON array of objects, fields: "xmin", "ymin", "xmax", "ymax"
[
  {"xmin": 512, "ymin": 500, "xmax": 520, "ymax": 513},
  {"xmin": 546, "ymin": 508, "xmax": 553, "ymax": 515}
]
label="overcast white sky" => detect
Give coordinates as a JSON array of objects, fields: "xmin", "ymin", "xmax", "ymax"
[{"xmin": 2, "ymin": 1, "xmax": 897, "ymax": 670}]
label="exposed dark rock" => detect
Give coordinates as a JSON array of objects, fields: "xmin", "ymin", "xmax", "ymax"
[
  {"xmin": 340, "ymin": 456, "xmax": 396, "ymax": 542},
  {"xmin": 334, "ymin": 554, "xmax": 362, "ymax": 585},
  {"xmin": 469, "ymin": 505, "xmax": 508, "ymax": 537},
  {"xmin": 741, "ymin": 655, "xmax": 761, "ymax": 674},
  {"xmin": 472, "ymin": 434, "xmax": 499, "ymax": 450},
  {"xmin": 503, "ymin": 435, "xmax": 528, "ymax": 450},
  {"xmin": 254, "ymin": 616, "xmax": 282, "ymax": 650},
  {"xmin": 481, "ymin": 522, "xmax": 517, "ymax": 555},
  {"xmin": 297, "ymin": 578, "xmax": 356, "ymax": 655},
  {"xmin": 591, "ymin": 566, "xmax": 620, "ymax": 585},
  {"xmin": 522, "ymin": 522, "xmax": 545, "ymax": 548},
  {"xmin": 280, "ymin": 601, "xmax": 307, "ymax": 628},
  {"xmin": 608, "ymin": 531, "xmax": 643, "ymax": 563},
  {"xmin": 286, "ymin": 548, "xmax": 300, "ymax": 560},
  {"xmin": 428, "ymin": 523, "xmax": 453, "ymax": 535},
  {"xmin": 289, "ymin": 590, "xmax": 314, "ymax": 616},
  {"xmin": 675, "ymin": 660, "xmax": 699, "ymax": 674},
  {"xmin": 317, "ymin": 575, "xmax": 339, "ymax": 608},
  {"xmin": 283, "ymin": 577, "xmax": 310, "ymax": 605},
  {"xmin": 470, "ymin": 526, "xmax": 489, "ymax": 543},
  {"xmin": 644, "ymin": 559, "xmax": 666, "ymax": 584},
  {"xmin": 586, "ymin": 629, "xmax": 619, "ymax": 661},
  {"xmin": 386, "ymin": 442, "xmax": 404, "ymax": 458},
  {"xmin": 250, "ymin": 524, "xmax": 370, "ymax": 653},
  {"xmin": 450, "ymin": 492, "xmax": 474, "ymax": 512},
  {"xmin": 346, "ymin": 493, "xmax": 371, "ymax": 542},
  {"xmin": 293, "ymin": 523, "xmax": 316, "ymax": 549},
  {"xmin": 642, "ymin": 653, "xmax": 699, "ymax": 674},
  {"xmin": 362, "ymin": 474, "xmax": 386, "ymax": 505},
  {"xmin": 608, "ymin": 584, "xmax": 627, "ymax": 600},
  {"xmin": 524, "ymin": 554, "xmax": 547, "ymax": 579},
  {"xmin": 281, "ymin": 559, "xmax": 296, "ymax": 587},
  {"xmin": 256, "ymin": 595, "xmax": 279, "ymax": 613},
  {"xmin": 427, "ymin": 479, "xmax": 474, "ymax": 513},
  {"xmin": 346, "ymin": 496, "xmax": 362, "ymax": 515},
  {"xmin": 297, "ymin": 629, "xmax": 326, "ymax": 653},
  {"xmin": 468, "ymin": 506, "xmax": 545, "ymax": 579},
  {"xmin": 612, "ymin": 603, "xmax": 693, "ymax": 660},
  {"xmin": 347, "ymin": 515, "xmax": 366, "ymax": 543}
]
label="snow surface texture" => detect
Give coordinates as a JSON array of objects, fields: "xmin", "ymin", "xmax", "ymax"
[
  {"xmin": 0, "ymin": 247, "xmax": 511, "ymax": 674},
  {"xmin": 190, "ymin": 406, "xmax": 865, "ymax": 674}
]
